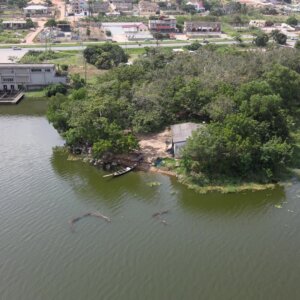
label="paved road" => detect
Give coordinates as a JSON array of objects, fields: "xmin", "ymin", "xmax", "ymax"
[{"xmin": 0, "ymin": 41, "xmax": 240, "ymax": 63}]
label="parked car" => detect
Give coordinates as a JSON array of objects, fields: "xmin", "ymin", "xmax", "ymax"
[{"xmin": 12, "ymin": 46, "xmax": 22, "ymax": 50}]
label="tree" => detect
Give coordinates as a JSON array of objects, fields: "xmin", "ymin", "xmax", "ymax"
[
  {"xmin": 8, "ymin": 0, "xmax": 28, "ymax": 8},
  {"xmin": 253, "ymin": 33, "xmax": 269, "ymax": 47},
  {"xmin": 185, "ymin": 41, "xmax": 201, "ymax": 51},
  {"xmin": 286, "ymin": 16, "xmax": 298, "ymax": 26},
  {"xmin": 233, "ymin": 34, "xmax": 242, "ymax": 44},
  {"xmin": 264, "ymin": 64, "xmax": 300, "ymax": 109},
  {"xmin": 182, "ymin": 4, "xmax": 197, "ymax": 14},
  {"xmin": 86, "ymin": 27, "xmax": 91, "ymax": 37},
  {"xmin": 83, "ymin": 43, "xmax": 128, "ymax": 69},
  {"xmin": 45, "ymin": 19, "xmax": 57, "ymax": 27},
  {"xmin": 45, "ymin": 84, "xmax": 67, "ymax": 97},
  {"xmin": 25, "ymin": 18, "xmax": 35, "ymax": 29},
  {"xmin": 295, "ymin": 40, "xmax": 300, "ymax": 50},
  {"xmin": 271, "ymin": 30, "xmax": 287, "ymax": 45}
]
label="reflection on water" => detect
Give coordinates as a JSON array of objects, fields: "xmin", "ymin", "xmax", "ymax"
[
  {"xmin": 0, "ymin": 98, "xmax": 48, "ymax": 116},
  {"xmin": 1, "ymin": 100, "xmax": 300, "ymax": 300}
]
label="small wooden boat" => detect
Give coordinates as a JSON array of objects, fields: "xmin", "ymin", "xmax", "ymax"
[{"xmin": 103, "ymin": 164, "xmax": 137, "ymax": 178}]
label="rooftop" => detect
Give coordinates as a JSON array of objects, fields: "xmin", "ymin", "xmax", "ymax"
[
  {"xmin": 3, "ymin": 20, "xmax": 27, "ymax": 24},
  {"xmin": 0, "ymin": 63, "xmax": 55, "ymax": 68},
  {"xmin": 171, "ymin": 122, "xmax": 202, "ymax": 143},
  {"xmin": 24, "ymin": 5, "xmax": 48, "ymax": 9}
]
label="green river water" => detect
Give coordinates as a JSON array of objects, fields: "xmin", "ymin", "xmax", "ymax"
[{"xmin": 0, "ymin": 99, "xmax": 300, "ymax": 300}]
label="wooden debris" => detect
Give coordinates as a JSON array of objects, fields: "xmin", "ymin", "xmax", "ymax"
[
  {"xmin": 68, "ymin": 211, "xmax": 111, "ymax": 232},
  {"xmin": 152, "ymin": 210, "xmax": 169, "ymax": 225}
]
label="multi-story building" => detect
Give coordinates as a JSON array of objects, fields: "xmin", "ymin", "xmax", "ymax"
[
  {"xmin": 70, "ymin": 0, "xmax": 89, "ymax": 15},
  {"xmin": 111, "ymin": 0, "xmax": 133, "ymax": 12},
  {"xmin": 0, "ymin": 64, "xmax": 67, "ymax": 91},
  {"xmin": 149, "ymin": 15, "xmax": 176, "ymax": 33},
  {"xmin": 93, "ymin": 1, "xmax": 110, "ymax": 14},
  {"xmin": 139, "ymin": 1, "xmax": 159, "ymax": 16},
  {"xmin": 184, "ymin": 21, "xmax": 221, "ymax": 37}
]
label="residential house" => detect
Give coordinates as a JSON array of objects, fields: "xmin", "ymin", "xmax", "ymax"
[
  {"xmin": 0, "ymin": 64, "xmax": 67, "ymax": 91},
  {"xmin": 139, "ymin": 1, "xmax": 159, "ymax": 16},
  {"xmin": 93, "ymin": 1, "xmax": 110, "ymax": 14},
  {"xmin": 171, "ymin": 122, "xmax": 202, "ymax": 158},
  {"xmin": 149, "ymin": 15, "xmax": 177, "ymax": 33},
  {"xmin": 2, "ymin": 20, "xmax": 27, "ymax": 30},
  {"xmin": 186, "ymin": 0, "xmax": 205, "ymax": 12},
  {"xmin": 70, "ymin": 0, "xmax": 89, "ymax": 15},
  {"xmin": 23, "ymin": 5, "xmax": 50, "ymax": 16},
  {"xmin": 184, "ymin": 21, "xmax": 221, "ymax": 37},
  {"xmin": 111, "ymin": 0, "xmax": 133, "ymax": 12}
]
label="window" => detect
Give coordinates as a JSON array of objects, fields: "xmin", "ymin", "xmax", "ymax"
[
  {"xmin": 31, "ymin": 69, "xmax": 42, "ymax": 72},
  {"xmin": 45, "ymin": 69, "xmax": 51, "ymax": 72}
]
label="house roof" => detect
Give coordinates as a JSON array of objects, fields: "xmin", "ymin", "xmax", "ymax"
[
  {"xmin": 24, "ymin": 5, "xmax": 48, "ymax": 9},
  {"xmin": 0, "ymin": 63, "xmax": 55, "ymax": 68},
  {"xmin": 3, "ymin": 20, "xmax": 27, "ymax": 24},
  {"xmin": 171, "ymin": 122, "xmax": 202, "ymax": 143}
]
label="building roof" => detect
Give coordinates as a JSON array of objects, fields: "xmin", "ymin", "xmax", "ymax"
[
  {"xmin": 171, "ymin": 122, "xmax": 202, "ymax": 143},
  {"xmin": 139, "ymin": 1, "xmax": 159, "ymax": 11},
  {"xmin": 0, "ymin": 63, "xmax": 55, "ymax": 68},
  {"xmin": 24, "ymin": 5, "xmax": 48, "ymax": 9},
  {"xmin": 3, "ymin": 20, "xmax": 27, "ymax": 24}
]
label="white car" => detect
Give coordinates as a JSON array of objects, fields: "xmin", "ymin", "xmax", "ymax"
[{"xmin": 12, "ymin": 46, "xmax": 22, "ymax": 50}]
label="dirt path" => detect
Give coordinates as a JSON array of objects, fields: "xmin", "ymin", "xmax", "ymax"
[
  {"xmin": 138, "ymin": 128, "xmax": 172, "ymax": 164},
  {"xmin": 23, "ymin": 20, "xmax": 46, "ymax": 44}
]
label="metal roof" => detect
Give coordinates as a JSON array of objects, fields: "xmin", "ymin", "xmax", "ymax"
[
  {"xmin": 171, "ymin": 122, "xmax": 202, "ymax": 144},
  {"xmin": 0, "ymin": 63, "xmax": 55, "ymax": 68},
  {"xmin": 3, "ymin": 20, "xmax": 27, "ymax": 24},
  {"xmin": 24, "ymin": 5, "xmax": 48, "ymax": 9}
]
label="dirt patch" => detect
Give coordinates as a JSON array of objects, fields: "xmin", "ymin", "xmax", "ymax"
[{"xmin": 137, "ymin": 128, "xmax": 172, "ymax": 164}]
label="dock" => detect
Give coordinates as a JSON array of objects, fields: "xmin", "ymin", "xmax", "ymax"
[{"xmin": 0, "ymin": 91, "xmax": 24, "ymax": 105}]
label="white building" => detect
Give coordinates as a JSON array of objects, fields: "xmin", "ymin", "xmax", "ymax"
[
  {"xmin": 23, "ymin": 5, "xmax": 49, "ymax": 16},
  {"xmin": 171, "ymin": 122, "xmax": 202, "ymax": 158},
  {"xmin": 0, "ymin": 64, "xmax": 67, "ymax": 91}
]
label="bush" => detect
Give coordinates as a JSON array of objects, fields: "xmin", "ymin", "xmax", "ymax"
[
  {"xmin": 61, "ymin": 64, "xmax": 69, "ymax": 71},
  {"xmin": 45, "ymin": 84, "xmax": 67, "ymax": 97}
]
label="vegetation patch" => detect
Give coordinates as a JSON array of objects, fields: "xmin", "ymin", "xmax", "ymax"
[{"xmin": 46, "ymin": 46, "xmax": 300, "ymax": 189}]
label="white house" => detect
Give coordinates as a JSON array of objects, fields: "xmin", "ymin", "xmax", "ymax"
[
  {"xmin": 0, "ymin": 64, "xmax": 67, "ymax": 91},
  {"xmin": 171, "ymin": 122, "xmax": 202, "ymax": 158},
  {"xmin": 2, "ymin": 20, "xmax": 27, "ymax": 30},
  {"xmin": 23, "ymin": 5, "xmax": 49, "ymax": 16}
]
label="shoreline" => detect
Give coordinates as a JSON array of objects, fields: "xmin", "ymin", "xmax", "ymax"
[{"xmin": 64, "ymin": 150, "xmax": 279, "ymax": 194}]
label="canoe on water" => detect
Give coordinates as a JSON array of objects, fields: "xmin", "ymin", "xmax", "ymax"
[{"xmin": 103, "ymin": 164, "xmax": 137, "ymax": 178}]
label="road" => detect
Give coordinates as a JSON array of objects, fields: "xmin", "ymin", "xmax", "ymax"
[{"xmin": 0, "ymin": 41, "xmax": 241, "ymax": 63}]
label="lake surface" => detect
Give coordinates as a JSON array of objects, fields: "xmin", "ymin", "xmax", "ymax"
[{"xmin": 1, "ymin": 99, "xmax": 300, "ymax": 300}]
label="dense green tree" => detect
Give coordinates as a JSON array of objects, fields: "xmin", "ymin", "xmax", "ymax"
[
  {"xmin": 83, "ymin": 43, "xmax": 128, "ymax": 69},
  {"xmin": 45, "ymin": 19, "xmax": 57, "ymax": 27},
  {"xmin": 185, "ymin": 41, "xmax": 202, "ymax": 51},
  {"xmin": 271, "ymin": 30, "xmax": 287, "ymax": 45},
  {"xmin": 47, "ymin": 48, "xmax": 300, "ymax": 181},
  {"xmin": 253, "ymin": 33, "xmax": 269, "ymax": 47},
  {"xmin": 25, "ymin": 18, "xmax": 35, "ymax": 29},
  {"xmin": 286, "ymin": 16, "xmax": 298, "ymax": 26},
  {"xmin": 264, "ymin": 64, "xmax": 300, "ymax": 109}
]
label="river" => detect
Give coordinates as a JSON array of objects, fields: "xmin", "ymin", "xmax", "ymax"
[{"xmin": 1, "ymin": 99, "xmax": 300, "ymax": 300}]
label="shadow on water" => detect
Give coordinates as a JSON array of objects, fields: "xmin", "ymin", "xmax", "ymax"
[
  {"xmin": 50, "ymin": 151, "xmax": 168, "ymax": 205},
  {"xmin": 173, "ymin": 178, "xmax": 286, "ymax": 216},
  {"xmin": 0, "ymin": 98, "xmax": 48, "ymax": 116},
  {"xmin": 50, "ymin": 148, "xmax": 287, "ymax": 218}
]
